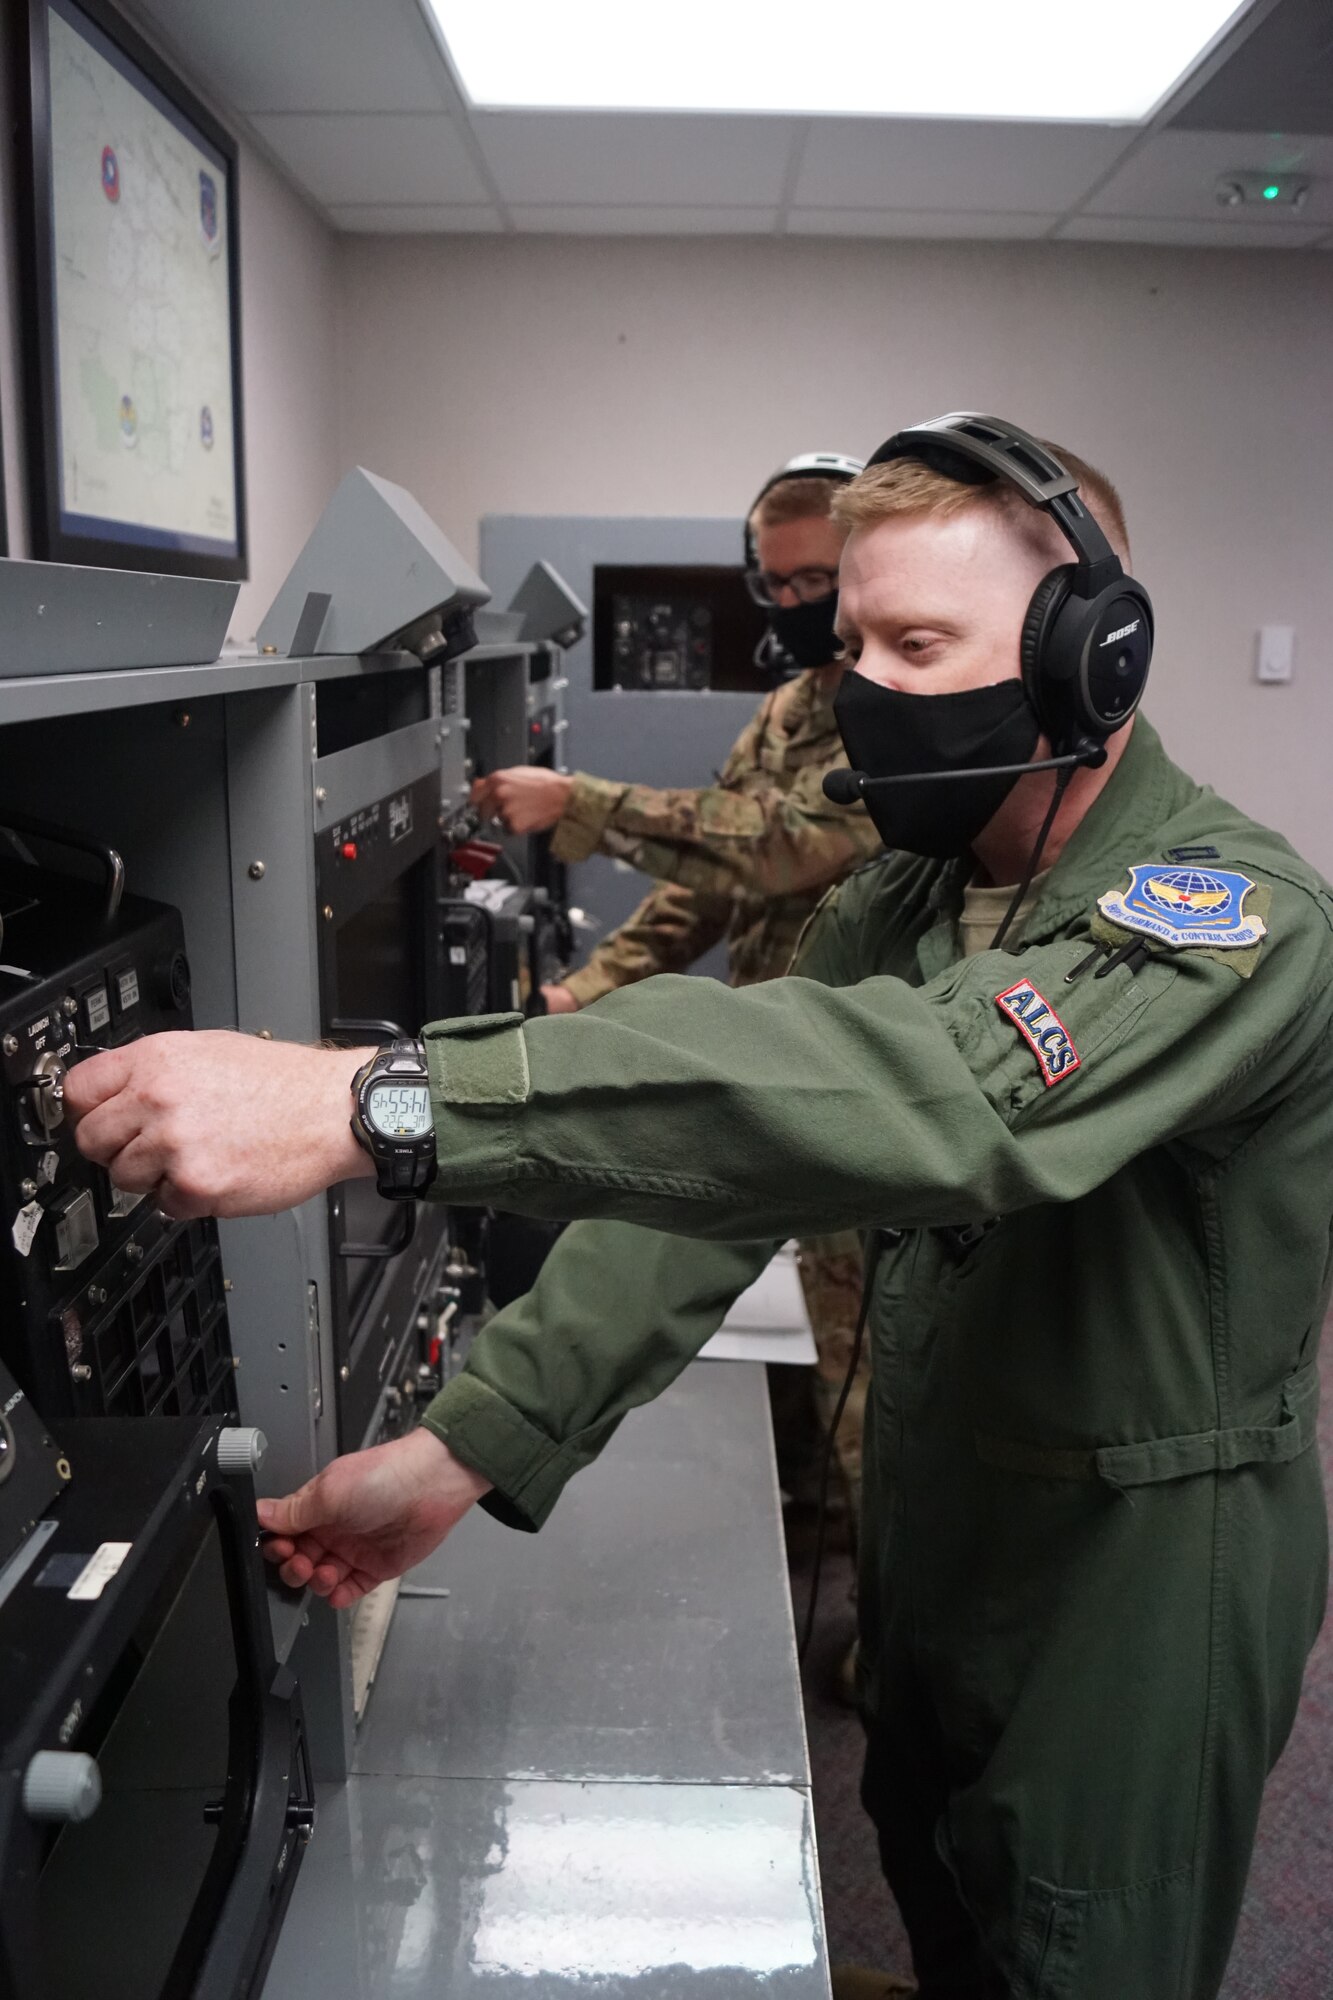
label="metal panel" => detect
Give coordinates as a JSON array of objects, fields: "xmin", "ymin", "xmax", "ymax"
[
  {"xmin": 224, "ymin": 684, "xmax": 322, "ymax": 1045},
  {"xmin": 257, "ymin": 469, "xmax": 488, "ymax": 659},
  {"xmin": 0, "ymin": 557, "xmax": 237, "ymax": 676},
  {"xmin": 463, "ymin": 649, "xmax": 532, "ymax": 778},
  {"xmin": 353, "ymin": 1364, "xmax": 808, "ymax": 1786},
  {"xmin": 262, "ymin": 1774, "xmax": 829, "ymax": 1999},
  {"xmin": 312, "ymin": 715, "xmax": 444, "ymax": 832},
  {"xmin": 264, "ymin": 1362, "xmax": 828, "ymax": 1998},
  {"xmin": 0, "ymin": 647, "xmax": 422, "ymax": 728},
  {"xmin": 479, "ymin": 516, "xmax": 758, "ymax": 974},
  {"xmin": 439, "ymin": 658, "xmax": 470, "ymax": 822},
  {"xmin": 218, "ymin": 684, "xmax": 333, "ymax": 1502}
]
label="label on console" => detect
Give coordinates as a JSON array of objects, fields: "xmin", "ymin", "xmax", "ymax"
[
  {"xmin": 11, "ymin": 1201, "xmax": 42, "ymax": 1258},
  {"xmin": 67, "ymin": 1542, "xmax": 132, "ymax": 1601}
]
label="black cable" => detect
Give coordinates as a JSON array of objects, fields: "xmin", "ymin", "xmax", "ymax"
[
  {"xmin": 988, "ymin": 763, "xmax": 1074, "ymax": 953},
  {"xmin": 798, "ymin": 1227, "xmax": 889, "ymax": 1665}
]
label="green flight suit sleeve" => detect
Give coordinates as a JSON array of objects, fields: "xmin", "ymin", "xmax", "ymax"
[
  {"xmin": 421, "ymin": 867, "xmax": 1333, "ymax": 1242},
  {"xmin": 420, "ymin": 887, "xmax": 860, "ymax": 1528},
  {"xmin": 561, "ymin": 880, "xmax": 732, "ymax": 1008},
  {"xmin": 422, "ymin": 1225, "xmax": 778, "ymax": 1529}
]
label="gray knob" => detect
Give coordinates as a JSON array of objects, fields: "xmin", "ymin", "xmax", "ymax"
[
  {"xmin": 24, "ymin": 1751, "xmax": 102, "ymax": 1823},
  {"xmin": 217, "ymin": 1426, "xmax": 267, "ymax": 1476}
]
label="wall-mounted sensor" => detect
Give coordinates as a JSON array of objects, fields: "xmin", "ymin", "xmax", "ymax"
[{"xmin": 1216, "ymin": 173, "xmax": 1311, "ymax": 210}]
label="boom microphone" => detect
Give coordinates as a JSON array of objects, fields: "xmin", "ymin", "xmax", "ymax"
[{"xmin": 823, "ymin": 742, "xmax": 1105, "ymax": 807}]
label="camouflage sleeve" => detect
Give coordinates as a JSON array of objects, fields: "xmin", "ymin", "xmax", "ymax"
[
  {"xmin": 552, "ymin": 758, "xmax": 881, "ymax": 901},
  {"xmin": 562, "ymin": 879, "xmax": 732, "ymax": 1008}
]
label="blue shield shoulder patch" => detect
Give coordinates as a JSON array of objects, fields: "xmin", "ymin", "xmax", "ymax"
[
  {"xmin": 1097, "ymin": 865, "xmax": 1268, "ymax": 952},
  {"xmin": 994, "ymin": 981, "xmax": 1081, "ymax": 1087}
]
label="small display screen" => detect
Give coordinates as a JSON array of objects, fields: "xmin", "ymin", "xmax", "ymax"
[{"xmin": 367, "ymin": 1081, "xmax": 431, "ymax": 1138}]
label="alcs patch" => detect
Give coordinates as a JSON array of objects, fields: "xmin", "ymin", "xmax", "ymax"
[
  {"xmin": 1097, "ymin": 865, "xmax": 1267, "ymax": 952},
  {"xmin": 994, "ymin": 981, "xmax": 1081, "ymax": 1087}
]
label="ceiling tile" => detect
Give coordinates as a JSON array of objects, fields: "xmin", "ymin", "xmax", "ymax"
[
  {"xmin": 129, "ymin": 0, "xmax": 448, "ymax": 114},
  {"xmin": 793, "ymin": 120, "xmax": 1132, "ymax": 214},
  {"xmin": 1056, "ymin": 215, "xmax": 1327, "ymax": 247},
  {"xmin": 507, "ymin": 206, "xmax": 780, "ymax": 236},
  {"xmin": 1171, "ymin": 0, "xmax": 1333, "ymax": 137},
  {"xmin": 248, "ymin": 113, "xmax": 490, "ymax": 207},
  {"xmin": 474, "ymin": 114, "xmax": 798, "ymax": 206},
  {"xmin": 785, "ymin": 209, "xmax": 1055, "ymax": 239},
  {"xmin": 330, "ymin": 204, "xmax": 503, "ymax": 233},
  {"xmin": 1082, "ymin": 129, "xmax": 1333, "ymax": 224}
]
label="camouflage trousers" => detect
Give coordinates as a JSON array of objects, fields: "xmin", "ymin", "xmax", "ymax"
[{"xmin": 794, "ymin": 1231, "xmax": 869, "ymax": 1528}]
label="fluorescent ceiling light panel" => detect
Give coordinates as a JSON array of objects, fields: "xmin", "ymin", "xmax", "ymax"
[{"xmin": 427, "ymin": 1, "xmax": 1254, "ymax": 123}]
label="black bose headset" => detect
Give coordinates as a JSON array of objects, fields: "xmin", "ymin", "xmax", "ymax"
[{"xmin": 865, "ymin": 413, "xmax": 1153, "ymax": 760}]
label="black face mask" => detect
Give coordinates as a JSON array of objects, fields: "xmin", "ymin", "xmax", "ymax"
[
  {"xmin": 755, "ymin": 594, "xmax": 840, "ymax": 682},
  {"xmin": 833, "ymin": 673, "xmax": 1041, "ymax": 858}
]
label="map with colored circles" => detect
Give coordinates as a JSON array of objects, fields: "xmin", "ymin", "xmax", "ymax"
[{"xmin": 46, "ymin": 0, "xmax": 238, "ymax": 557}]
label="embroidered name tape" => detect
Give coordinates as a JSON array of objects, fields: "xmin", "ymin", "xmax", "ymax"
[
  {"xmin": 994, "ymin": 981, "xmax": 1081, "ymax": 1087},
  {"xmin": 1097, "ymin": 865, "xmax": 1267, "ymax": 952}
]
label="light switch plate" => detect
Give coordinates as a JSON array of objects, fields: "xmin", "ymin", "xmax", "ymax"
[{"xmin": 1256, "ymin": 625, "xmax": 1295, "ymax": 684}]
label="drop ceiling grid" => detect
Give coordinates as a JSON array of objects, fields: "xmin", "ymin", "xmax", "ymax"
[{"xmin": 120, "ymin": 0, "xmax": 1330, "ymax": 248}]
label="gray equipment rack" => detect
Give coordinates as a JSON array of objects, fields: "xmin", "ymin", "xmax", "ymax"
[
  {"xmin": 0, "ymin": 558, "xmax": 830, "ymax": 1999},
  {"xmin": 0, "ymin": 614, "xmax": 472, "ymax": 1776}
]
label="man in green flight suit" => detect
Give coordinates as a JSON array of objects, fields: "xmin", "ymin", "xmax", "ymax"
[
  {"xmin": 67, "ymin": 415, "xmax": 1332, "ymax": 2000},
  {"xmin": 471, "ymin": 455, "xmax": 882, "ymax": 1525}
]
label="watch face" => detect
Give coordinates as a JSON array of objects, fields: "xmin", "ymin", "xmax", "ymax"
[{"xmin": 366, "ymin": 1080, "xmax": 432, "ymax": 1140}]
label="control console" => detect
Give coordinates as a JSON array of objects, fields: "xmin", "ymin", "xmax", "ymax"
[{"xmin": 0, "ymin": 830, "xmax": 235, "ymax": 1424}]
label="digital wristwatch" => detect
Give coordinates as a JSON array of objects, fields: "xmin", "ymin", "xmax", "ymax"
[{"xmin": 350, "ymin": 1039, "xmax": 437, "ymax": 1198}]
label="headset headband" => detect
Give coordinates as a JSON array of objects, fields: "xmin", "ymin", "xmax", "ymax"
[
  {"xmin": 866, "ymin": 413, "xmax": 1120, "ymax": 591},
  {"xmin": 744, "ymin": 451, "xmax": 865, "ymax": 569}
]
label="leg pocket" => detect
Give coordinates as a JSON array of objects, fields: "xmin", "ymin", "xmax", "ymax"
[
  {"xmin": 1012, "ymin": 1878, "xmax": 1085, "ymax": 2000},
  {"xmin": 1010, "ymin": 1867, "xmax": 1197, "ymax": 2000}
]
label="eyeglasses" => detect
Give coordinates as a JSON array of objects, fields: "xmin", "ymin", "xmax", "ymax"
[{"xmin": 744, "ymin": 566, "xmax": 839, "ymax": 609}]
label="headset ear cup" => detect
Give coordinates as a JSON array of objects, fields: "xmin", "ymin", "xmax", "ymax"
[{"xmin": 1019, "ymin": 567, "xmax": 1074, "ymax": 732}]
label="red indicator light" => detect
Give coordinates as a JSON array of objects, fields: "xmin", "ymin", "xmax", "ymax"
[{"xmin": 341, "ymin": 841, "xmax": 358, "ymax": 861}]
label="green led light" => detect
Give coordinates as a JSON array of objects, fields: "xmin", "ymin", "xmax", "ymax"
[{"xmin": 1263, "ymin": 183, "xmax": 1281, "ymax": 200}]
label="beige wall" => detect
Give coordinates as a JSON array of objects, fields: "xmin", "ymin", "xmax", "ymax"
[
  {"xmin": 339, "ymin": 232, "xmax": 1333, "ymax": 875},
  {"xmin": 0, "ymin": 0, "xmax": 342, "ymax": 643},
  {"xmin": 3, "ymin": 45, "xmax": 1331, "ymax": 879},
  {"xmin": 225, "ymin": 144, "xmax": 341, "ymax": 641}
]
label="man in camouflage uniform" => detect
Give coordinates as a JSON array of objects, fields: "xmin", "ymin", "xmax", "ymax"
[{"xmin": 471, "ymin": 458, "xmax": 882, "ymax": 1520}]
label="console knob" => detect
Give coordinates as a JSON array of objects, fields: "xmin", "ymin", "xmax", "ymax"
[
  {"xmin": 24, "ymin": 1051, "xmax": 67, "ymax": 1140},
  {"xmin": 216, "ymin": 1426, "xmax": 267, "ymax": 1476},
  {"xmin": 156, "ymin": 950, "xmax": 192, "ymax": 1013},
  {"xmin": 23, "ymin": 1751, "xmax": 102, "ymax": 1823}
]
